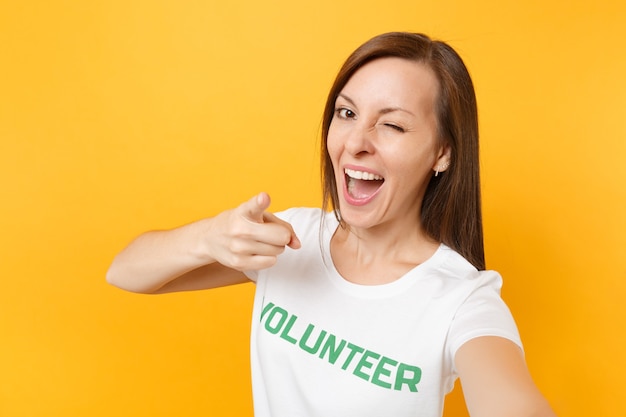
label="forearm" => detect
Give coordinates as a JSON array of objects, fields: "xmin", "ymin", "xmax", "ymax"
[
  {"xmin": 106, "ymin": 218, "xmax": 216, "ymax": 294},
  {"xmin": 529, "ymin": 403, "xmax": 557, "ymax": 417},
  {"xmin": 106, "ymin": 193, "xmax": 300, "ymax": 294},
  {"xmin": 457, "ymin": 337, "xmax": 557, "ymax": 417}
]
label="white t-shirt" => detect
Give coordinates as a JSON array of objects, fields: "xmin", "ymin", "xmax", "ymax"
[{"xmin": 245, "ymin": 208, "xmax": 521, "ymax": 417}]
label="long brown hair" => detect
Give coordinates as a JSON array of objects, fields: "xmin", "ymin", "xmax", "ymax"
[{"xmin": 321, "ymin": 32, "xmax": 485, "ymax": 270}]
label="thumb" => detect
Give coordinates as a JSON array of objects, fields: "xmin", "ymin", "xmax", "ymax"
[{"xmin": 241, "ymin": 192, "xmax": 271, "ymax": 223}]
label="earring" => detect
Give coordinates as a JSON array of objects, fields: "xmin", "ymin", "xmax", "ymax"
[{"xmin": 434, "ymin": 162, "xmax": 449, "ymax": 177}]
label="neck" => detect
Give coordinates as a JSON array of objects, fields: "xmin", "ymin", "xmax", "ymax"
[{"xmin": 330, "ymin": 219, "xmax": 439, "ymax": 285}]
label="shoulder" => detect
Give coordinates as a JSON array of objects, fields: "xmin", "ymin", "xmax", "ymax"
[
  {"xmin": 440, "ymin": 247, "xmax": 522, "ymax": 360},
  {"xmin": 430, "ymin": 245, "xmax": 503, "ymax": 291}
]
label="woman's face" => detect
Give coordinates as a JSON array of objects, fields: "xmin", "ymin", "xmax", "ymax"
[{"xmin": 327, "ymin": 57, "xmax": 450, "ymax": 232}]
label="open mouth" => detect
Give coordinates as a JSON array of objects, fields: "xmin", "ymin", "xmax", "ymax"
[{"xmin": 345, "ymin": 168, "xmax": 385, "ymax": 201}]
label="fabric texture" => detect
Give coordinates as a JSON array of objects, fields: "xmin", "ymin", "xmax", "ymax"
[{"xmin": 245, "ymin": 208, "xmax": 521, "ymax": 417}]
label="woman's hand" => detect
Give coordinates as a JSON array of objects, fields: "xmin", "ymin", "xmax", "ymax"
[
  {"xmin": 106, "ymin": 192, "xmax": 299, "ymax": 294},
  {"xmin": 207, "ymin": 192, "xmax": 301, "ymax": 271}
]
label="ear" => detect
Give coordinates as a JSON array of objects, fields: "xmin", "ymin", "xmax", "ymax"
[{"xmin": 432, "ymin": 144, "xmax": 452, "ymax": 176}]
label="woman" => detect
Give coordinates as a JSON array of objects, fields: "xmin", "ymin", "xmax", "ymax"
[{"xmin": 107, "ymin": 32, "xmax": 556, "ymax": 417}]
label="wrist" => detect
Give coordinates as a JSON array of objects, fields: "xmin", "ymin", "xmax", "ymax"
[{"xmin": 186, "ymin": 217, "xmax": 218, "ymax": 265}]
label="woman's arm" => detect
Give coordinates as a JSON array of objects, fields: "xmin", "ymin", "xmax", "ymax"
[
  {"xmin": 456, "ymin": 336, "xmax": 556, "ymax": 417},
  {"xmin": 106, "ymin": 193, "xmax": 300, "ymax": 294}
]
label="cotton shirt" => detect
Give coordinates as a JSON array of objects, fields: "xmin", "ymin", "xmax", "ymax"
[{"xmin": 245, "ymin": 208, "xmax": 521, "ymax": 417}]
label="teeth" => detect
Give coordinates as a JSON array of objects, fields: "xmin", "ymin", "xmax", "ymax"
[{"xmin": 345, "ymin": 168, "xmax": 383, "ymax": 181}]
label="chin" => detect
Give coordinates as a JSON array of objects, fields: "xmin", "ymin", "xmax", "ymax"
[{"xmin": 337, "ymin": 205, "xmax": 382, "ymax": 231}]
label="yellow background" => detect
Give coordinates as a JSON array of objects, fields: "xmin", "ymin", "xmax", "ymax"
[{"xmin": 1, "ymin": 1, "xmax": 624, "ymax": 416}]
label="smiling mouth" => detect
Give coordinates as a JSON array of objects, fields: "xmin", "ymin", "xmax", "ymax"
[{"xmin": 345, "ymin": 168, "xmax": 385, "ymax": 200}]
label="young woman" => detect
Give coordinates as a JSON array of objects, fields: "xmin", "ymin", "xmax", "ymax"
[{"xmin": 107, "ymin": 32, "xmax": 556, "ymax": 417}]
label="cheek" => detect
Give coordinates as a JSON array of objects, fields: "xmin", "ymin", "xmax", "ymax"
[
  {"xmin": 387, "ymin": 147, "xmax": 435, "ymax": 181},
  {"xmin": 326, "ymin": 127, "xmax": 342, "ymax": 163}
]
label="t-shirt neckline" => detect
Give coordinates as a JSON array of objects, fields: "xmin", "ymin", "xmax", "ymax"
[{"xmin": 320, "ymin": 211, "xmax": 448, "ymax": 299}]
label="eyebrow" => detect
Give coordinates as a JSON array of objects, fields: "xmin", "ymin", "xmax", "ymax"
[{"xmin": 337, "ymin": 93, "xmax": 416, "ymax": 117}]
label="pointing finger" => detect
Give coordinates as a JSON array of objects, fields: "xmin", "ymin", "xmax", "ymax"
[
  {"xmin": 263, "ymin": 211, "xmax": 301, "ymax": 249},
  {"xmin": 239, "ymin": 192, "xmax": 271, "ymax": 224}
]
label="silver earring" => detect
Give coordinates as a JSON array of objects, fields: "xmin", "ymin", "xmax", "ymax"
[{"xmin": 434, "ymin": 162, "xmax": 449, "ymax": 177}]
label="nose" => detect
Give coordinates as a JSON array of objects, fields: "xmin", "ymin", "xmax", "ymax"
[{"xmin": 343, "ymin": 122, "xmax": 376, "ymax": 156}]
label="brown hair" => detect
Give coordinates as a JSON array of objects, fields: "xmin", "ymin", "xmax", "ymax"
[{"xmin": 321, "ymin": 32, "xmax": 485, "ymax": 270}]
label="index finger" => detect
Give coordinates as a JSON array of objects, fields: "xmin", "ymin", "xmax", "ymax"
[{"xmin": 262, "ymin": 212, "xmax": 301, "ymax": 249}]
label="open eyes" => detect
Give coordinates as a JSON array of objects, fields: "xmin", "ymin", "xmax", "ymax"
[
  {"xmin": 335, "ymin": 107, "xmax": 356, "ymax": 120},
  {"xmin": 334, "ymin": 107, "xmax": 406, "ymax": 133}
]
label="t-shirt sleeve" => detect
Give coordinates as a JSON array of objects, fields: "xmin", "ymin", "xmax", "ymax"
[
  {"xmin": 446, "ymin": 270, "xmax": 523, "ymax": 373},
  {"xmin": 244, "ymin": 269, "xmax": 259, "ymax": 282}
]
